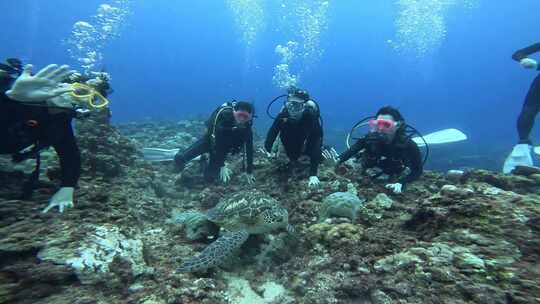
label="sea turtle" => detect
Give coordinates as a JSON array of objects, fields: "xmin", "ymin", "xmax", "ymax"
[{"xmin": 177, "ymin": 190, "xmax": 293, "ymax": 272}]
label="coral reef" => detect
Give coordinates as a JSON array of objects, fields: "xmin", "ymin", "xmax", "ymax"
[{"xmin": 0, "ymin": 118, "xmax": 539, "ymax": 303}]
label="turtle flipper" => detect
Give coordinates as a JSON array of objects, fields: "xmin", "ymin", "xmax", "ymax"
[{"xmin": 178, "ymin": 230, "xmax": 249, "ymax": 272}]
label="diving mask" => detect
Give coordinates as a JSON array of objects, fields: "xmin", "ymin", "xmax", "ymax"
[
  {"xmin": 285, "ymin": 98, "xmax": 306, "ymax": 120},
  {"xmin": 368, "ymin": 118, "xmax": 398, "ymax": 134},
  {"xmin": 70, "ymin": 83, "xmax": 110, "ymax": 108},
  {"xmin": 233, "ymin": 110, "xmax": 252, "ymax": 124}
]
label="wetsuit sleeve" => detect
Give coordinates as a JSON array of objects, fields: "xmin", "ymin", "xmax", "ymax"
[
  {"xmin": 245, "ymin": 128, "xmax": 254, "ymax": 174},
  {"xmin": 49, "ymin": 116, "xmax": 81, "ymax": 187},
  {"xmin": 398, "ymin": 140, "xmax": 423, "ymax": 188},
  {"xmin": 264, "ymin": 112, "xmax": 284, "ymax": 152},
  {"xmin": 306, "ymin": 113, "xmax": 323, "ymax": 176},
  {"xmin": 338, "ymin": 138, "xmax": 366, "ymax": 164},
  {"xmin": 0, "ymin": 77, "xmax": 14, "ymax": 102},
  {"xmin": 512, "ymin": 42, "xmax": 540, "ymax": 64}
]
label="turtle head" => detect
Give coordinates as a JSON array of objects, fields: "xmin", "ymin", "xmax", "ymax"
[{"xmin": 261, "ymin": 206, "xmax": 289, "ymax": 230}]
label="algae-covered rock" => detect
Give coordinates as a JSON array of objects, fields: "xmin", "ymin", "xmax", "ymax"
[
  {"xmin": 319, "ymin": 184, "xmax": 365, "ymax": 222},
  {"xmin": 37, "ymin": 225, "xmax": 152, "ymax": 285},
  {"xmin": 358, "ymin": 193, "xmax": 394, "ymax": 221},
  {"xmin": 306, "ymin": 223, "xmax": 363, "ymax": 247}
]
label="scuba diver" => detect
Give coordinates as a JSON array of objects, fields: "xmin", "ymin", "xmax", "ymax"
[
  {"xmin": 0, "ymin": 59, "xmax": 80, "ymax": 213},
  {"xmin": 325, "ymin": 106, "xmax": 423, "ymax": 194},
  {"xmin": 264, "ymin": 87, "xmax": 323, "ymax": 188},
  {"xmin": 503, "ymin": 42, "xmax": 540, "ymax": 174},
  {"xmin": 174, "ymin": 101, "xmax": 255, "ymax": 184}
]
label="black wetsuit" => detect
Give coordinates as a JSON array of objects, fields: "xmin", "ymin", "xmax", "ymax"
[
  {"xmin": 264, "ymin": 104, "xmax": 323, "ymax": 176},
  {"xmin": 513, "ymin": 42, "xmax": 540, "ymax": 144},
  {"xmin": 0, "ymin": 75, "xmax": 81, "ymax": 188},
  {"xmin": 174, "ymin": 104, "xmax": 254, "ymax": 182},
  {"xmin": 338, "ymin": 133, "xmax": 422, "ymax": 188}
]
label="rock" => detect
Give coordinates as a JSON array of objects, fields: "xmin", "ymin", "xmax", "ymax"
[
  {"xmin": 37, "ymin": 225, "xmax": 152, "ymax": 285},
  {"xmin": 371, "ymin": 193, "xmax": 393, "ymax": 209},
  {"xmin": 440, "ymin": 184, "xmax": 474, "ymax": 198},
  {"xmin": 223, "ymin": 274, "xmax": 292, "ymax": 304},
  {"xmin": 447, "ymin": 169, "xmax": 464, "ymax": 182},
  {"xmin": 454, "ymin": 251, "xmax": 486, "ymax": 272},
  {"xmin": 370, "ymin": 289, "xmax": 394, "ymax": 304},
  {"xmin": 319, "ymin": 190, "xmax": 365, "ymax": 222},
  {"xmin": 374, "ymin": 251, "xmax": 422, "ymax": 273},
  {"xmin": 306, "ymin": 223, "xmax": 363, "ymax": 247},
  {"xmin": 358, "ymin": 193, "xmax": 394, "ymax": 221}
]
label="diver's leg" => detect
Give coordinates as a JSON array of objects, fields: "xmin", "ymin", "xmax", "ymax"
[
  {"xmin": 503, "ymin": 75, "xmax": 540, "ymax": 173},
  {"xmin": 204, "ymin": 147, "xmax": 227, "ymax": 182},
  {"xmin": 517, "ymin": 75, "xmax": 540, "ymax": 144},
  {"xmin": 174, "ymin": 136, "xmax": 210, "ymax": 172},
  {"xmin": 282, "ymin": 143, "xmax": 301, "ymax": 176}
]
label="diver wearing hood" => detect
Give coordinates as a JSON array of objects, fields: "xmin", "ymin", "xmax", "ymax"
[
  {"xmin": 174, "ymin": 101, "xmax": 255, "ymax": 184},
  {"xmin": 264, "ymin": 87, "xmax": 323, "ymax": 188},
  {"xmin": 503, "ymin": 42, "xmax": 540, "ymax": 174},
  {"xmin": 0, "ymin": 58, "xmax": 82, "ymax": 213},
  {"xmin": 336, "ymin": 106, "xmax": 422, "ymax": 193}
]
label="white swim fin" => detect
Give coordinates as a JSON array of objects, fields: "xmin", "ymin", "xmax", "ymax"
[
  {"xmin": 502, "ymin": 144, "xmax": 533, "ymax": 174},
  {"xmin": 142, "ymin": 148, "xmax": 180, "ymax": 162},
  {"xmin": 412, "ymin": 128, "xmax": 467, "ymax": 147},
  {"xmin": 534, "ymin": 146, "xmax": 540, "ymax": 156}
]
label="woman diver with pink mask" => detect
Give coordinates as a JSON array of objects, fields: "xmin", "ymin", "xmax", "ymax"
[{"xmin": 334, "ymin": 106, "xmax": 423, "ymax": 194}]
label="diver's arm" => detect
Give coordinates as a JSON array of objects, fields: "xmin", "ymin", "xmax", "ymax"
[
  {"xmin": 512, "ymin": 42, "xmax": 540, "ymax": 62},
  {"xmin": 307, "ymin": 117, "xmax": 323, "ymax": 176},
  {"xmin": 264, "ymin": 113, "xmax": 284, "ymax": 152},
  {"xmin": 0, "ymin": 77, "xmax": 15, "ymax": 103},
  {"xmin": 50, "ymin": 117, "xmax": 81, "ymax": 187},
  {"xmin": 398, "ymin": 140, "xmax": 423, "ymax": 188},
  {"xmin": 245, "ymin": 128, "xmax": 254, "ymax": 174},
  {"xmin": 338, "ymin": 138, "xmax": 366, "ymax": 164}
]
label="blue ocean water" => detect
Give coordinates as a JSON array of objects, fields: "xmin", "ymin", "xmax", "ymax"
[{"xmin": 1, "ymin": 0, "xmax": 539, "ymax": 169}]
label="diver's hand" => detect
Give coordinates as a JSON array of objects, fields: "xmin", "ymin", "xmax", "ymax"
[
  {"xmin": 243, "ymin": 173, "xmax": 256, "ymax": 185},
  {"xmin": 308, "ymin": 176, "xmax": 320, "ymax": 189},
  {"xmin": 322, "ymin": 147, "xmax": 339, "ymax": 164},
  {"xmin": 43, "ymin": 187, "xmax": 75, "ymax": 213},
  {"xmin": 520, "ymin": 58, "xmax": 538, "ymax": 70},
  {"xmin": 385, "ymin": 183, "xmax": 403, "ymax": 194},
  {"xmin": 6, "ymin": 64, "xmax": 74, "ymax": 102},
  {"xmin": 220, "ymin": 165, "xmax": 233, "ymax": 184},
  {"xmin": 258, "ymin": 148, "xmax": 276, "ymax": 158}
]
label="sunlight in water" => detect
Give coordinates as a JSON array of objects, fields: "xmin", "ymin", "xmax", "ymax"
[
  {"xmin": 66, "ymin": 0, "xmax": 132, "ymax": 73},
  {"xmin": 273, "ymin": 41, "xmax": 300, "ymax": 89},
  {"xmin": 390, "ymin": 0, "xmax": 479, "ymax": 57},
  {"xmin": 226, "ymin": 0, "xmax": 265, "ymax": 49},
  {"xmin": 273, "ymin": 1, "xmax": 331, "ymax": 89}
]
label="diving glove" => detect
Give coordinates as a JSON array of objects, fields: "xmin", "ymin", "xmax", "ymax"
[
  {"xmin": 385, "ymin": 183, "xmax": 403, "ymax": 194},
  {"xmin": 243, "ymin": 173, "xmax": 256, "ymax": 185},
  {"xmin": 322, "ymin": 147, "xmax": 339, "ymax": 164},
  {"xmin": 220, "ymin": 165, "xmax": 233, "ymax": 184},
  {"xmin": 520, "ymin": 58, "xmax": 538, "ymax": 70},
  {"xmin": 43, "ymin": 187, "xmax": 74, "ymax": 213},
  {"xmin": 308, "ymin": 176, "xmax": 320, "ymax": 189},
  {"xmin": 6, "ymin": 64, "xmax": 74, "ymax": 102},
  {"xmin": 503, "ymin": 144, "xmax": 533, "ymax": 174}
]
